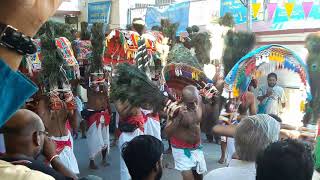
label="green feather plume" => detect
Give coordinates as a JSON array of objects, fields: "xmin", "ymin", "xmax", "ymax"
[{"xmin": 110, "ymin": 63, "xmax": 165, "ymax": 111}]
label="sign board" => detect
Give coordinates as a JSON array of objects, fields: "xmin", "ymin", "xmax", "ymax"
[
  {"xmin": 88, "ymin": 1, "xmax": 111, "ymax": 24},
  {"xmin": 145, "ymin": 1, "xmax": 190, "ymax": 35}
]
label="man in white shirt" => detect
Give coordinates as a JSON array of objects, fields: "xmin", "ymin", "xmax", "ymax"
[
  {"xmin": 204, "ymin": 114, "xmax": 280, "ymax": 180},
  {"xmin": 257, "ymin": 73, "xmax": 286, "ymax": 115}
]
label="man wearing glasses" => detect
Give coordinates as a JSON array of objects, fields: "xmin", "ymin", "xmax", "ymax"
[{"xmin": 0, "ymin": 109, "xmax": 77, "ymax": 180}]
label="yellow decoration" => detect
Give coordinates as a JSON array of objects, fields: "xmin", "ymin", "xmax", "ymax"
[
  {"xmin": 269, "ymin": 52, "xmax": 274, "ymax": 61},
  {"xmin": 233, "ymin": 87, "xmax": 240, "ymax": 97},
  {"xmin": 300, "ymin": 100, "xmax": 305, "ymax": 112},
  {"xmin": 252, "ymin": 3, "xmax": 261, "ymax": 18},
  {"xmin": 285, "ymin": 2, "xmax": 295, "ymax": 18}
]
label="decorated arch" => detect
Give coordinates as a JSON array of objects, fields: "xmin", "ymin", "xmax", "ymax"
[{"xmin": 223, "ymin": 44, "xmax": 312, "ymax": 103}]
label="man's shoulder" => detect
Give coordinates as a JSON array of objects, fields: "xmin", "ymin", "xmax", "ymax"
[
  {"xmin": 1, "ymin": 157, "xmax": 65, "ymax": 180},
  {"xmin": 204, "ymin": 165, "xmax": 255, "ymax": 180},
  {"xmin": 258, "ymin": 85, "xmax": 267, "ymax": 91},
  {"xmin": 204, "ymin": 167, "xmax": 241, "ymax": 179},
  {"xmin": 0, "ymin": 160, "xmax": 54, "ymax": 180},
  {"xmin": 274, "ymin": 85, "xmax": 285, "ymax": 92}
]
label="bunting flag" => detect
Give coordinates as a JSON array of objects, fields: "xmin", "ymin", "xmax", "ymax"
[
  {"xmin": 302, "ymin": 2, "xmax": 314, "ymax": 19},
  {"xmin": 285, "ymin": 2, "xmax": 295, "ymax": 18},
  {"xmin": 252, "ymin": 3, "xmax": 261, "ymax": 18},
  {"xmin": 267, "ymin": 3, "xmax": 277, "ymax": 20}
]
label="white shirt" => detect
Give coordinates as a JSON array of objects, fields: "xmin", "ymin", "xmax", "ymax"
[
  {"xmin": 258, "ymin": 85, "xmax": 286, "ymax": 115},
  {"xmin": 313, "ymin": 170, "xmax": 320, "ymax": 180},
  {"xmin": 204, "ymin": 159, "xmax": 256, "ymax": 180}
]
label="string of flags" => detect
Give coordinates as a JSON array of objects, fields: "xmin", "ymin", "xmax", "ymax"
[{"xmin": 251, "ymin": 1, "xmax": 314, "ymax": 20}]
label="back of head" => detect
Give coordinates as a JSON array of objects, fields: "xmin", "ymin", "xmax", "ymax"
[
  {"xmin": 235, "ymin": 114, "xmax": 280, "ymax": 161},
  {"xmin": 256, "ymin": 139, "xmax": 314, "ymax": 180},
  {"xmin": 182, "ymin": 85, "xmax": 198, "ymax": 101},
  {"xmin": 122, "ymin": 135, "xmax": 164, "ymax": 180},
  {"xmin": 2, "ymin": 109, "xmax": 44, "ymax": 155}
]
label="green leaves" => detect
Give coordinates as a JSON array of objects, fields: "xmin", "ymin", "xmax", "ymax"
[
  {"xmin": 218, "ymin": 13, "xmax": 235, "ymax": 28},
  {"xmin": 222, "ymin": 30, "xmax": 256, "ymax": 75}
]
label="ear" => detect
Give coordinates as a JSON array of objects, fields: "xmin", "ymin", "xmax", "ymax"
[
  {"xmin": 32, "ymin": 132, "xmax": 41, "ymax": 146},
  {"xmin": 155, "ymin": 160, "xmax": 162, "ymax": 171}
]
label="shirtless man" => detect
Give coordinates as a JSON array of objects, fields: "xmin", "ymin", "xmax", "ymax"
[
  {"xmin": 114, "ymin": 100, "xmax": 145, "ymax": 180},
  {"xmin": 81, "ymin": 72, "xmax": 111, "ymax": 170},
  {"xmin": 165, "ymin": 85, "xmax": 207, "ymax": 180},
  {"xmin": 237, "ymin": 79, "xmax": 257, "ymax": 115},
  {"xmin": 37, "ymin": 94, "xmax": 80, "ymax": 174}
]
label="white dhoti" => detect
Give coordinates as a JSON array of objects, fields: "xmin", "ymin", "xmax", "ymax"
[
  {"xmin": 144, "ymin": 117, "xmax": 161, "ymax": 141},
  {"xmin": 119, "ymin": 128, "xmax": 144, "ymax": 180},
  {"xmin": 50, "ymin": 131, "xmax": 79, "ymax": 174},
  {"xmin": 172, "ymin": 146, "xmax": 207, "ymax": 174},
  {"xmin": 226, "ymin": 137, "xmax": 236, "ymax": 165},
  {"xmin": 82, "ymin": 110, "xmax": 111, "ymax": 160},
  {"xmin": 87, "ymin": 119, "xmax": 110, "ymax": 159}
]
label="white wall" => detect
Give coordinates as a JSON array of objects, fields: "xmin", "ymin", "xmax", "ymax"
[{"xmin": 58, "ymin": 0, "xmax": 80, "ymax": 11}]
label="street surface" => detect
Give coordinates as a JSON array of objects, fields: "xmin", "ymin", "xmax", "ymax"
[{"xmin": 74, "ymin": 134, "xmax": 225, "ymax": 180}]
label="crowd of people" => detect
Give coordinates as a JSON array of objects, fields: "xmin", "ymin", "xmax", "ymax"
[{"xmin": 0, "ymin": 1, "xmax": 319, "ymax": 180}]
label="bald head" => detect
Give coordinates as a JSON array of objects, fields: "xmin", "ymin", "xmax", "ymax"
[
  {"xmin": 3, "ymin": 109, "xmax": 45, "ymax": 158},
  {"xmin": 3, "ymin": 109, "xmax": 44, "ymax": 136},
  {"xmin": 182, "ymin": 85, "xmax": 200, "ymax": 110},
  {"xmin": 182, "ymin": 85, "xmax": 199, "ymax": 101}
]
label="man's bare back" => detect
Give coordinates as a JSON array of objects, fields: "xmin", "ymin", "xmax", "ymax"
[
  {"xmin": 87, "ymin": 90, "xmax": 109, "ymax": 111},
  {"xmin": 37, "ymin": 98, "xmax": 76, "ymax": 137}
]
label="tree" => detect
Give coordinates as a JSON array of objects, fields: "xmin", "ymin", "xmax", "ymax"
[
  {"xmin": 218, "ymin": 13, "xmax": 235, "ymax": 28},
  {"xmin": 222, "ymin": 30, "xmax": 256, "ymax": 75},
  {"xmin": 305, "ymin": 34, "xmax": 320, "ymax": 124},
  {"xmin": 160, "ymin": 19, "xmax": 179, "ymax": 46},
  {"xmin": 180, "ymin": 25, "xmax": 212, "ymax": 65}
]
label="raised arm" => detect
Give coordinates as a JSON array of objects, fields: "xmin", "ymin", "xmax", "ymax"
[{"xmin": 0, "ymin": 0, "xmax": 62, "ymax": 71}]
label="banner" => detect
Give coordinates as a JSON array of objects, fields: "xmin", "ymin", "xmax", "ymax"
[
  {"xmin": 285, "ymin": 2, "xmax": 295, "ymax": 18},
  {"xmin": 302, "ymin": 2, "xmax": 313, "ymax": 19},
  {"xmin": 267, "ymin": 3, "xmax": 277, "ymax": 20},
  {"xmin": 88, "ymin": 1, "xmax": 111, "ymax": 24},
  {"xmin": 252, "ymin": 3, "xmax": 261, "ymax": 19},
  {"xmin": 220, "ymin": 0, "xmax": 247, "ymax": 24},
  {"xmin": 145, "ymin": 2, "xmax": 190, "ymax": 35}
]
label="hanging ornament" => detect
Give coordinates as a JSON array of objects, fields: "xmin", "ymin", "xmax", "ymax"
[
  {"xmin": 267, "ymin": 3, "xmax": 278, "ymax": 20},
  {"xmin": 252, "ymin": 3, "xmax": 261, "ymax": 18},
  {"xmin": 302, "ymin": 2, "xmax": 314, "ymax": 19},
  {"xmin": 285, "ymin": 2, "xmax": 295, "ymax": 19}
]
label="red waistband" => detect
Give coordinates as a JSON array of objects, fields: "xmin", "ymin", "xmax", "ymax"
[
  {"xmin": 87, "ymin": 111, "xmax": 111, "ymax": 128},
  {"xmin": 52, "ymin": 138, "xmax": 72, "ymax": 155},
  {"xmin": 143, "ymin": 113, "xmax": 160, "ymax": 122},
  {"xmin": 170, "ymin": 137, "xmax": 200, "ymax": 149},
  {"xmin": 118, "ymin": 114, "xmax": 145, "ymax": 137}
]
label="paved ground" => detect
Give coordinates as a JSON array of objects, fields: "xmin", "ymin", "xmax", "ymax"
[{"xmin": 74, "ymin": 135, "xmax": 225, "ymax": 180}]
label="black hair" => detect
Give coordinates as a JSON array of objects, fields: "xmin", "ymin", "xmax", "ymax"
[
  {"xmin": 121, "ymin": 135, "xmax": 164, "ymax": 180},
  {"xmin": 267, "ymin": 73, "xmax": 278, "ymax": 80},
  {"xmin": 256, "ymin": 139, "xmax": 314, "ymax": 180},
  {"xmin": 238, "ymin": 104, "xmax": 247, "ymax": 115},
  {"xmin": 268, "ymin": 114, "xmax": 282, "ymax": 123}
]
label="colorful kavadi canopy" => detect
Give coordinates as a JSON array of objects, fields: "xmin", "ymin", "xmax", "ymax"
[{"xmin": 223, "ymin": 44, "xmax": 312, "ymax": 101}]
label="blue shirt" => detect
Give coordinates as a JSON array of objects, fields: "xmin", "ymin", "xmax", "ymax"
[{"xmin": 0, "ymin": 59, "xmax": 38, "ymax": 127}]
